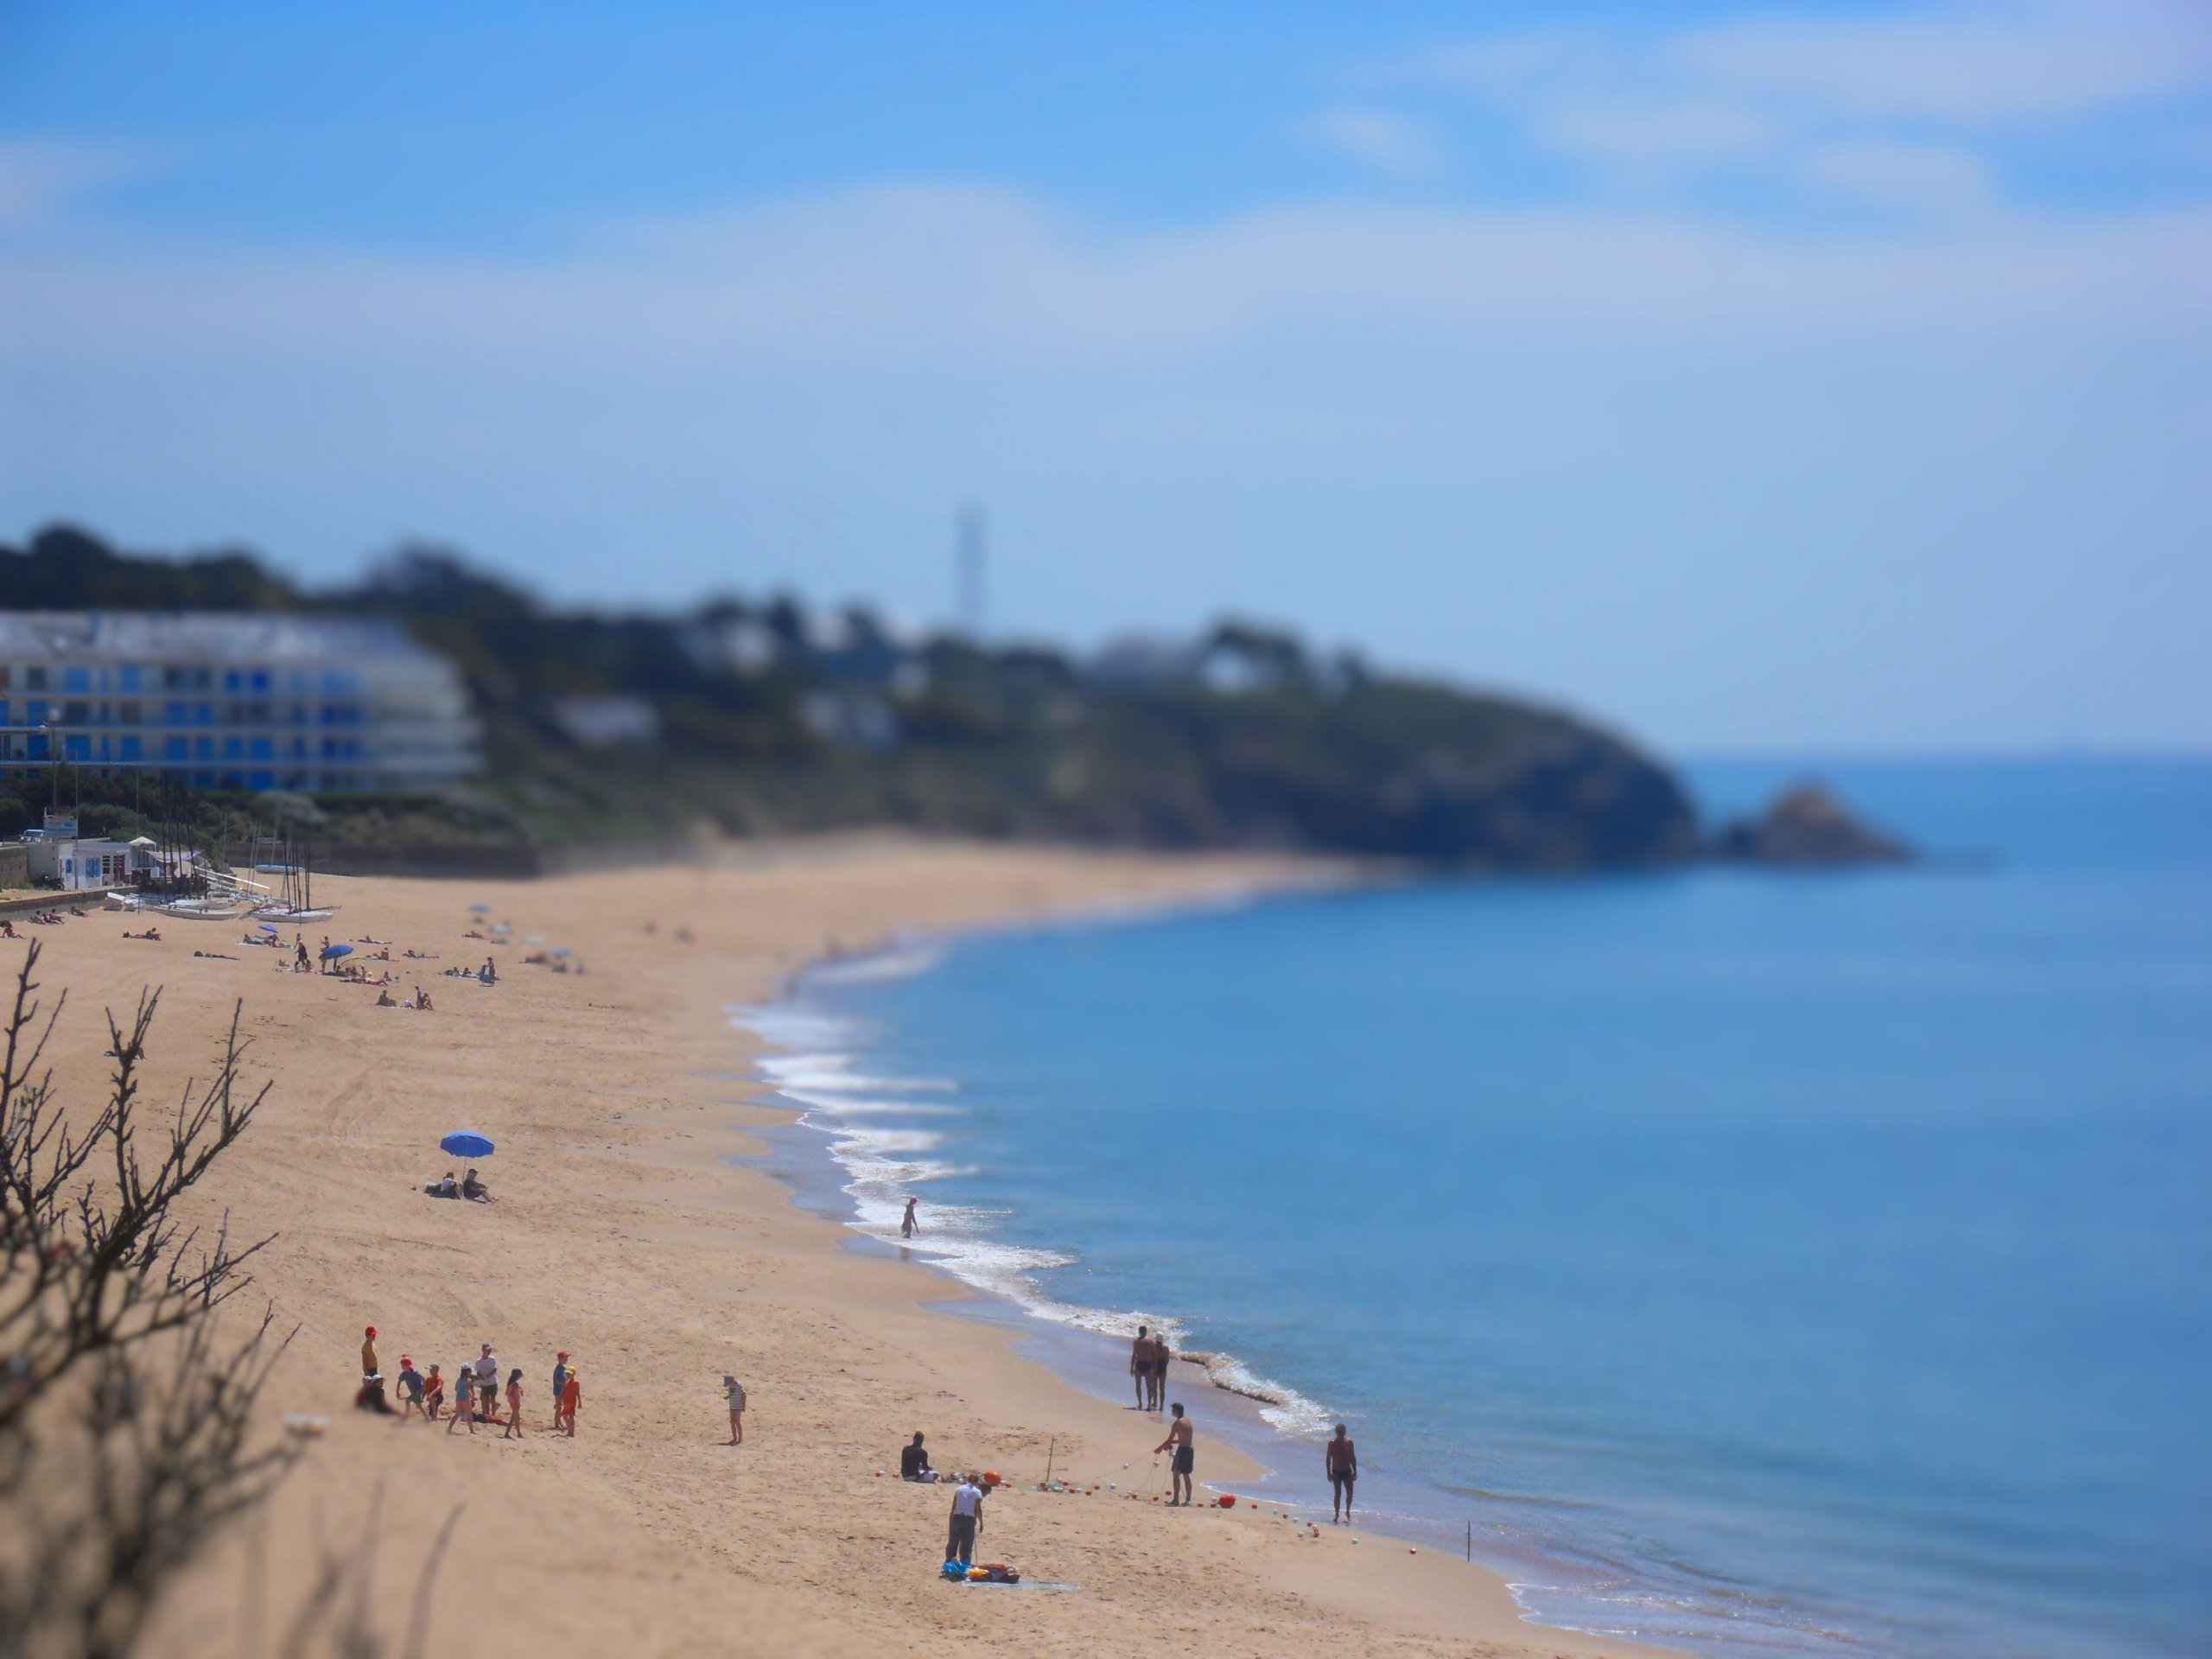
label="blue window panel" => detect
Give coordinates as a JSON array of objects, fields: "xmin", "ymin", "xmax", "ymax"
[
  {"xmin": 191, "ymin": 769, "xmax": 214, "ymax": 786},
  {"xmin": 222, "ymin": 736, "xmax": 243, "ymax": 760},
  {"xmin": 63, "ymin": 667, "xmax": 91, "ymax": 693},
  {"xmin": 248, "ymin": 769, "xmax": 274, "ymax": 790},
  {"xmin": 121, "ymin": 736, "xmax": 142, "ymax": 760},
  {"xmin": 64, "ymin": 734, "xmax": 90, "ymax": 761},
  {"xmin": 119, "ymin": 665, "xmax": 141, "ymax": 692},
  {"xmin": 164, "ymin": 736, "xmax": 188, "ymax": 760},
  {"xmin": 194, "ymin": 737, "xmax": 214, "ymax": 760},
  {"xmin": 29, "ymin": 735, "xmax": 49, "ymax": 758},
  {"xmin": 290, "ymin": 737, "xmax": 307, "ymax": 758},
  {"xmin": 194, "ymin": 703, "xmax": 213, "ymax": 725},
  {"xmin": 224, "ymin": 670, "xmax": 242, "ymax": 692},
  {"xmin": 0, "ymin": 701, "xmax": 8, "ymax": 724},
  {"xmin": 250, "ymin": 671, "xmax": 270, "ymax": 692},
  {"xmin": 164, "ymin": 701, "xmax": 187, "ymax": 725},
  {"xmin": 27, "ymin": 701, "xmax": 47, "ymax": 724},
  {"xmin": 249, "ymin": 737, "xmax": 272, "ymax": 760},
  {"xmin": 98, "ymin": 735, "xmax": 111, "ymax": 760}
]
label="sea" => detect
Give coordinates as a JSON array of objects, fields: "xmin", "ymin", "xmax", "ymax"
[{"xmin": 734, "ymin": 757, "xmax": 2212, "ymax": 1659}]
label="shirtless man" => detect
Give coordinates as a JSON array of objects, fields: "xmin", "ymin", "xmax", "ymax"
[
  {"xmin": 900, "ymin": 1197, "xmax": 918, "ymax": 1239},
  {"xmin": 1147, "ymin": 1329, "xmax": 1171, "ymax": 1412},
  {"xmin": 1129, "ymin": 1325, "xmax": 1152, "ymax": 1408},
  {"xmin": 1155, "ymin": 1402, "xmax": 1195, "ymax": 1506},
  {"xmin": 1326, "ymin": 1423, "xmax": 1358, "ymax": 1522}
]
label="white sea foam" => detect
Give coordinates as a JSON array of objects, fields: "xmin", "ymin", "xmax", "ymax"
[{"xmin": 801, "ymin": 942, "xmax": 945, "ymax": 987}]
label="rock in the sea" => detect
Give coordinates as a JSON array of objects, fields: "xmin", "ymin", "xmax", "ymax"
[{"xmin": 1713, "ymin": 785, "xmax": 1911, "ymax": 867}]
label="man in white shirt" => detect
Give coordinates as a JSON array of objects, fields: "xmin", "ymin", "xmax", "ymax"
[
  {"xmin": 946, "ymin": 1474, "xmax": 986, "ymax": 1567},
  {"xmin": 474, "ymin": 1344, "xmax": 499, "ymax": 1420}
]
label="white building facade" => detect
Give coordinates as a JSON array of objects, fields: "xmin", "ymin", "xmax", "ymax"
[{"xmin": 0, "ymin": 613, "xmax": 478, "ymax": 792}]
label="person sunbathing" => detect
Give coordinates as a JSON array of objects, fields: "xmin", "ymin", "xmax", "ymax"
[
  {"xmin": 0, "ymin": 920, "xmax": 18, "ymax": 938},
  {"xmin": 423, "ymin": 1171, "xmax": 460, "ymax": 1198}
]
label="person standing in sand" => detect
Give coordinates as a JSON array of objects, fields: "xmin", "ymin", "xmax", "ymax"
[
  {"xmin": 723, "ymin": 1372, "xmax": 747, "ymax": 1444},
  {"xmin": 559, "ymin": 1366, "xmax": 581, "ymax": 1435},
  {"xmin": 474, "ymin": 1344, "xmax": 499, "ymax": 1420},
  {"xmin": 946, "ymin": 1473, "xmax": 986, "ymax": 1567},
  {"xmin": 503, "ymin": 1368, "xmax": 526, "ymax": 1439},
  {"xmin": 360, "ymin": 1325, "xmax": 378, "ymax": 1380},
  {"xmin": 1155, "ymin": 1402, "xmax": 1195, "ymax": 1506},
  {"xmin": 1148, "ymin": 1330, "xmax": 1171, "ymax": 1413},
  {"xmin": 1129, "ymin": 1326, "xmax": 1152, "ymax": 1408},
  {"xmin": 1326, "ymin": 1423, "xmax": 1357, "ymax": 1522},
  {"xmin": 900, "ymin": 1197, "xmax": 918, "ymax": 1239}
]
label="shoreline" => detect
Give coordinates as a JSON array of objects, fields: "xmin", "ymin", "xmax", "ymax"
[
  {"xmin": 16, "ymin": 841, "xmax": 1682, "ymax": 1657},
  {"xmin": 734, "ymin": 904, "xmax": 1729, "ymax": 1655}
]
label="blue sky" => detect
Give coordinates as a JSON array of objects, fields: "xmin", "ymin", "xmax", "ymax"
[{"xmin": 2, "ymin": 0, "xmax": 2208, "ymax": 751}]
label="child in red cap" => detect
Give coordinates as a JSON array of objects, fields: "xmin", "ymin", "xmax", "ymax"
[{"xmin": 361, "ymin": 1325, "xmax": 378, "ymax": 1378}]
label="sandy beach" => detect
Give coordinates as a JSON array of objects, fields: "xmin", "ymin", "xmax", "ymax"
[{"xmin": 11, "ymin": 840, "xmax": 1677, "ymax": 1658}]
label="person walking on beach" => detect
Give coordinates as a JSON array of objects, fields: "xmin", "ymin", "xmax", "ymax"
[
  {"xmin": 445, "ymin": 1377, "xmax": 476, "ymax": 1435},
  {"xmin": 900, "ymin": 1197, "xmax": 918, "ymax": 1239},
  {"xmin": 502, "ymin": 1368, "xmax": 526, "ymax": 1439},
  {"xmin": 946, "ymin": 1473, "xmax": 986, "ymax": 1567},
  {"xmin": 396, "ymin": 1356, "xmax": 426, "ymax": 1421},
  {"xmin": 1155, "ymin": 1403, "xmax": 1195, "ymax": 1506},
  {"xmin": 1147, "ymin": 1330, "xmax": 1171, "ymax": 1413},
  {"xmin": 723, "ymin": 1372, "xmax": 747, "ymax": 1445},
  {"xmin": 360, "ymin": 1325, "xmax": 379, "ymax": 1380},
  {"xmin": 1326, "ymin": 1423, "xmax": 1358, "ymax": 1522},
  {"xmin": 550, "ymin": 1351, "xmax": 569, "ymax": 1427},
  {"xmin": 559, "ymin": 1366, "xmax": 582, "ymax": 1436},
  {"xmin": 1129, "ymin": 1326, "xmax": 1152, "ymax": 1408}
]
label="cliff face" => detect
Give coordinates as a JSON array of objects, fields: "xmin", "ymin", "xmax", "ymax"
[{"xmin": 1712, "ymin": 785, "xmax": 1913, "ymax": 868}]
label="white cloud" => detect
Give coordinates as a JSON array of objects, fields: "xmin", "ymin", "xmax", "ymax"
[
  {"xmin": 1799, "ymin": 142, "xmax": 1994, "ymax": 217},
  {"xmin": 1671, "ymin": 0, "xmax": 2212, "ymax": 125},
  {"xmin": 0, "ymin": 139, "xmax": 154, "ymax": 233},
  {"xmin": 1304, "ymin": 108, "xmax": 1446, "ymax": 175},
  {"xmin": 1384, "ymin": 1, "xmax": 2212, "ymax": 214},
  {"xmin": 1533, "ymin": 99, "xmax": 1780, "ymax": 168}
]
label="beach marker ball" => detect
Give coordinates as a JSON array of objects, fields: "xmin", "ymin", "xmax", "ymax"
[
  {"xmin": 982, "ymin": 1471, "xmax": 1001, "ymax": 1488},
  {"xmin": 1219, "ymin": 1495, "xmax": 1236, "ymax": 1508}
]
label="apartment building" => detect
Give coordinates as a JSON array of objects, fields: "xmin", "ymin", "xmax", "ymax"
[{"xmin": 0, "ymin": 612, "xmax": 478, "ymax": 791}]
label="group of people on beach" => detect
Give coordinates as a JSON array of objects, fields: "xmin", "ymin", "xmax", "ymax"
[
  {"xmin": 1128, "ymin": 1325, "xmax": 1172, "ymax": 1412},
  {"xmin": 353, "ymin": 1326, "xmax": 582, "ymax": 1438}
]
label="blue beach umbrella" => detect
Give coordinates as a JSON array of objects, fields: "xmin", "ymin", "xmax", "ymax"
[
  {"xmin": 320, "ymin": 943, "xmax": 353, "ymax": 960},
  {"xmin": 259, "ymin": 922, "xmax": 280, "ymax": 933},
  {"xmin": 440, "ymin": 1131, "xmax": 495, "ymax": 1159}
]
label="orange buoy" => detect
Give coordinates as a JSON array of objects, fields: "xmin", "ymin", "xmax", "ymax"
[
  {"xmin": 1219, "ymin": 1495, "xmax": 1236, "ymax": 1508},
  {"xmin": 982, "ymin": 1471, "xmax": 1001, "ymax": 1488}
]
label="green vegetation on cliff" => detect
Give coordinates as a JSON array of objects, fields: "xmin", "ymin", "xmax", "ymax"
[{"xmin": 2, "ymin": 524, "xmax": 1700, "ymax": 868}]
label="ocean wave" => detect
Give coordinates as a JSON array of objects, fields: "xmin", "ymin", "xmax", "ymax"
[{"xmin": 800, "ymin": 942, "xmax": 947, "ymax": 987}]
